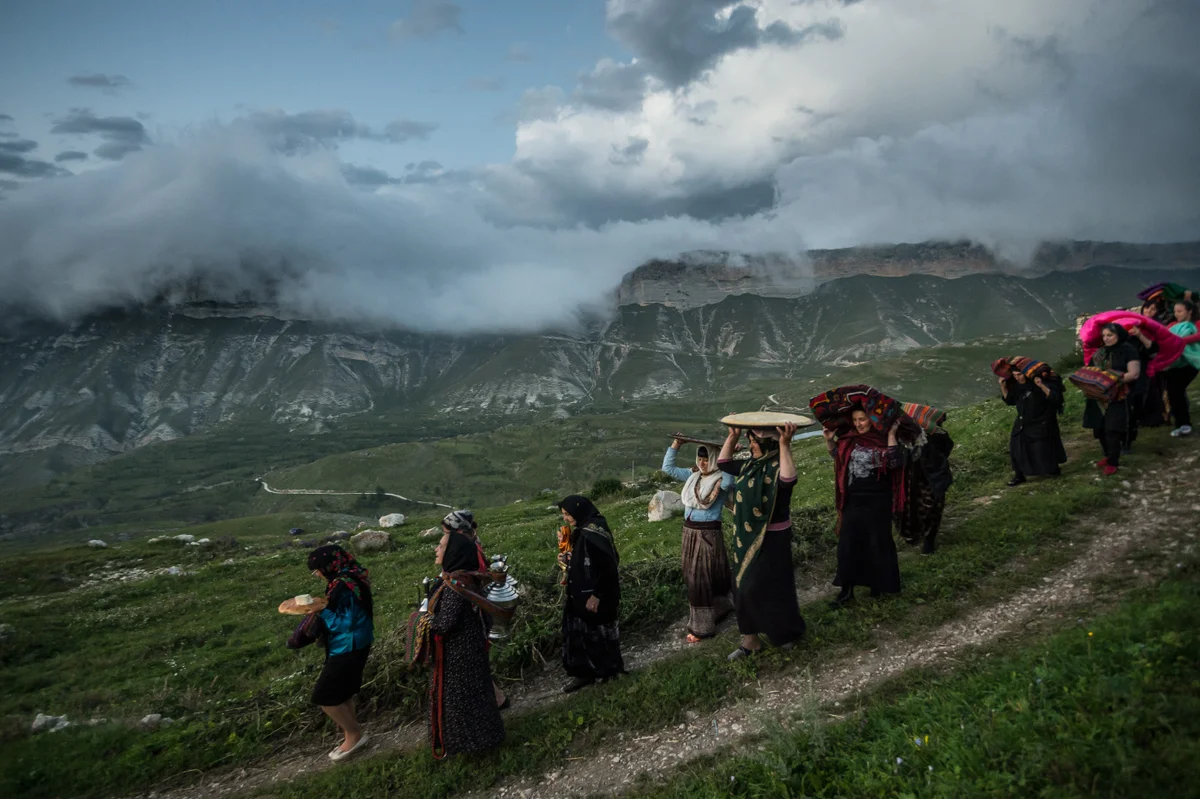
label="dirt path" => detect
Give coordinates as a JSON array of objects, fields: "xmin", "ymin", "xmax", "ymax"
[
  {"xmin": 135, "ymin": 452, "xmax": 1198, "ymax": 799},
  {"xmin": 486, "ymin": 453, "xmax": 1200, "ymax": 798}
]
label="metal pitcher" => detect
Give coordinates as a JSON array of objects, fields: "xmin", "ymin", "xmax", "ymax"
[{"xmin": 483, "ymin": 554, "xmax": 522, "ymax": 641}]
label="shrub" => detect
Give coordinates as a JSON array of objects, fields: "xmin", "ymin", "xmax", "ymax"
[{"xmin": 589, "ymin": 477, "xmax": 625, "ymax": 499}]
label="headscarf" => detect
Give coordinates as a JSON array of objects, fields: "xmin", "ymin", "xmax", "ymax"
[
  {"xmin": 442, "ymin": 509, "xmax": 487, "ymax": 570},
  {"xmin": 557, "ymin": 495, "xmax": 611, "ymax": 534},
  {"xmin": 1093, "ymin": 323, "xmax": 1131, "ymax": 371},
  {"xmin": 307, "ymin": 545, "xmax": 373, "ymax": 617},
  {"xmin": 440, "ymin": 530, "xmax": 481, "ymax": 574},
  {"xmin": 992, "ymin": 357, "xmax": 1065, "ymax": 415},
  {"xmin": 682, "ymin": 445, "xmax": 724, "ymax": 510}
]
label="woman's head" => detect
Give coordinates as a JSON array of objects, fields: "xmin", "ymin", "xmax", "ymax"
[
  {"xmin": 436, "ymin": 529, "xmax": 480, "ymax": 572},
  {"xmin": 695, "ymin": 445, "xmax": 711, "ymax": 472},
  {"xmin": 746, "ymin": 429, "xmax": 778, "ymax": 457},
  {"xmin": 1175, "ymin": 299, "xmax": 1197, "ymax": 323},
  {"xmin": 1101, "ymin": 323, "xmax": 1127, "ymax": 347},
  {"xmin": 441, "ymin": 509, "xmax": 475, "ymax": 537},
  {"xmin": 851, "ymin": 409, "xmax": 872, "ymax": 435},
  {"xmin": 307, "ymin": 545, "xmax": 352, "ymax": 580},
  {"xmin": 1012, "ymin": 369, "xmax": 1028, "ymax": 384},
  {"xmin": 1141, "ymin": 298, "xmax": 1164, "ymax": 319},
  {"xmin": 557, "ymin": 494, "xmax": 599, "ymax": 527}
]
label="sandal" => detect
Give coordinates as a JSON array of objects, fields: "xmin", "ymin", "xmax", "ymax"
[
  {"xmin": 726, "ymin": 645, "xmax": 759, "ymax": 662},
  {"xmin": 685, "ymin": 633, "xmax": 703, "ymax": 644}
]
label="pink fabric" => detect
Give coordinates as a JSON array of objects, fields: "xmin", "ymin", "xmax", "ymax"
[{"xmin": 1078, "ymin": 311, "xmax": 1186, "ymax": 377}]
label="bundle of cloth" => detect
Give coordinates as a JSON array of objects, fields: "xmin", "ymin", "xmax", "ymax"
[
  {"xmin": 1138, "ymin": 282, "xmax": 1194, "ymax": 305},
  {"xmin": 808, "ymin": 384, "xmax": 923, "ymax": 443},
  {"xmin": 992, "ymin": 356, "xmax": 1066, "ymax": 408},
  {"xmin": 900, "ymin": 401, "xmax": 947, "ymax": 432},
  {"xmin": 1068, "ymin": 366, "xmax": 1129, "ymax": 403},
  {"xmin": 1078, "ymin": 311, "xmax": 1199, "ymax": 377}
]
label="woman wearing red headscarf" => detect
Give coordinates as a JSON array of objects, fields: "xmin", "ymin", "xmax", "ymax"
[{"xmin": 825, "ymin": 411, "xmax": 904, "ymax": 608}]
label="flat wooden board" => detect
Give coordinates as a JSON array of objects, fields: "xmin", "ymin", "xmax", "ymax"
[
  {"xmin": 719, "ymin": 411, "xmax": 814, "ymax": 428},
  {"xmin": 278, "ymin": 596, "xmax": 328, "ymax": 615}
]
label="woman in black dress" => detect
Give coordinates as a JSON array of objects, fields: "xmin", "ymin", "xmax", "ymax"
[
  {"xmin": 999, "ymin": 361, "xmax": 1067, "ymax": 486},
  {"xmin": 556, "ymin": 495, "xmax": 624, "ymax": 693},
  {"xmin": 1082, "ymin": 323, "xmax": 1142, "ymax": 476},
  {"xmin": 426, "ymin": 530, "xmax": 505, "ymax": 758},
  {"xmin": 826, "ymin": 411, "xmax": 903, "ymax": 607},
  {"xmin": 718, "ymin": 423, "xmax": 806, "ymax": 660}
]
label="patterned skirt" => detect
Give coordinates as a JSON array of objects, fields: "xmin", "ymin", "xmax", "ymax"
[
  {"xmin": 681, "ymin": 520, "xmax": 734, "ymax": 638},
  {"xmin": 562, "ymin": 607, "xmax": 624, "ymax": 680}
]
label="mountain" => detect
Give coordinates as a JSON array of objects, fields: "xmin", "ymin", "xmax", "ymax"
[{"xmin": 2, "ymin": 260, "xmax": 1197, "ymax": 488}]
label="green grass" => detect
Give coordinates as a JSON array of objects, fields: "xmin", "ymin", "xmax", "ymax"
[{"xmin": 631, "ymin": 562, "xmax": 1200, "ymax": 798}]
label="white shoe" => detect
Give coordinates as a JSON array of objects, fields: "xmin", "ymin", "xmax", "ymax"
[
  {"xmin": 1171, "ymin": 425, "xmax": 1193, "ymax": 437},
  {"xmin": 328, "ymin": 733, "xmax": 369, "ymax": 762}
]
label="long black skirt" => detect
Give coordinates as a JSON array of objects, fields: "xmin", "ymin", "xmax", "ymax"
[
  {"xmin": 834, "ymin": 492, "xmax": 901, "ymax": 595},
  {"xmin": 562, "ymin": 607, "xmax": 624, "ymax": 680},
  {"xmin": 734, "ymin": 526, "xmax": 806, "ymax": 646}
]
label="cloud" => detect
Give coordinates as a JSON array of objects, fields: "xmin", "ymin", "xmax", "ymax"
[
  {"xmin": 0, "ymin": 152, "xmax": 69, "ymax": 178},
  {"xmin": 55, "ymin": 150, "xmax": 89, "ymax": 162},
  {"xmin": 0, "ymin": 139, "xmax": 38, "ymax": 154},
  {"xmin": 341, "ymin": 163, "xmax": 397, "ymax": 187},
  {"xmin": 572, "ymin": 59, "xmax": 649, "ymax": 112},
  {"xmin": 609, "ymin": 136, "xmax": 649, "ymax": 166},
  {"xmin": 503, "ymin": 86, "xmax": 566, "ymax": 124},
  {"xmin": 0, "ymin": 114, "xmax": 13, "ymax": 123},
  {"xmin": 506, "ymin": 43, "xmax": 533, "ymax": 62},
  {"xmin": 389, "ymin": 1, "xmax": 463, "ymax": 41},
  {"xmin": 68, "ymin": 73, "xmax": 132, "ymax": 91},
  {"xmin": 238, "ymin": 109, "xmax": 373, "ymax": 152},
  {"xmin": 51, "ymin": 108, "xmax": 150, "ymax": 160},
  {"xmin": 0, "ymin": 179, "xmax": 20, "ymax": 191},
  {"xmin": 467, "ymin": 77, "xmax": 505, "ymax": 92},
  {"xmin": 383, "ymin": 118, "xmax": 439, "ymax": 142}
]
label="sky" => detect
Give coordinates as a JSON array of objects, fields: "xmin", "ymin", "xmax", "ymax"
[{"xmin": 1, "ymin": 0, "xmax": 1198, "ymax": 333}]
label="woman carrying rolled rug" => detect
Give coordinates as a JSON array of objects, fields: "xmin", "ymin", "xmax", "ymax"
[
  {"xmin": 556, "ymin": 495, "xmax": 624, "ymax": 693},
  {"xmin": 825, "ymin": 411, "xmax": 904, "ymax": 607},
  {"xmin": 286, "ymin": 545, "xmax": 374, "ymax": 762},
  {"xmin": 718, "ymin": 423, "xmax": 806, "ymax": 661},
  {"xmin": 1164, "ymin": 299, "xmax": 1200, "ymax": 437},
  {"xmin": 1082, "ymin": 323, "xmax": 1142, "ymax": 476},
  {"xmin": 996, "ymin": 357, "xmax": 1067, "ymax": 486},
  {"xmin": 895, "ymin": 402, "xmax": 953, "ymax": 555},
  {"xmin": 661, "ymin": 439, "xmax": 736, "ymax": 642},
  {"xmin": 424, "ymin": 529, "xmax": 505, "ymax": 759}
]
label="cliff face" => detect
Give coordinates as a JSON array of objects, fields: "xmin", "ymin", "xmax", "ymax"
[
  {"xmin": 3, "ymin": 264, "xmax": 1196, "ymax": 487},
  {"xmin": 617, "ymin": 240, "xmax": 1200, "ymax": 309}
]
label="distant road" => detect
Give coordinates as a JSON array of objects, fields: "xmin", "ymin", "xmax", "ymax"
[{"xmin": 255, "ymin": 479, "xmax": 454, "ymax": 509}]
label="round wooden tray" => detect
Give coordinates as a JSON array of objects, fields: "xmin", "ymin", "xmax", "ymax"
[
  {"xmin": 719, "ymin": 411, "xmax": 814, "ymax": 428},
  {"xmin": 278, "ymin": 596, "xmax": 328, "ymax": 615}
]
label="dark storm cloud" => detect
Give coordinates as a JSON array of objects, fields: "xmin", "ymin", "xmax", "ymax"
[
  {"xmin": 389, "ymin": 1, "xmax": 463, "ymax": 41},
  {"xmin": 68, "ymin": 73, "xmax": 132, "ymax": 91},
  {"xmin": 609, "ymin": 136, "xmax": 649, "ymax": 166},
  {"xmin": 51, "ymin": 109, "xmax": 150, "ymax": 159},
  {"xmin": 0, "ymin": 139, "xmax": 38, "ymax": 154},
  {"xmin": 572, "ymin": 60, "xmax": 648, "ymax": 112},
  {"xmin": 605, "ymin": 1, "xmax": 841, "ymax": 88},
  {"xmin": 342, "ymin": 163, "xmax": 398, "ymax": 187},
  {"xmin": 54, "ymin": 151, "xmax": 88, "ymax": 162},
  {"xmin": 0, "ymin": 114, "xmax": 14, "ymax": 123},
  {"xmin": 240, "ymin": 109, "xmax": 372, "ymax": 152},
  {"xmin": 0, "ymin": 179, "xmax": 20, "ymax": 191},
  {"xmin": 0, "ymin": 152, "xmax": 69, "ymax": 178},
  {"xmin": 382, "ymin": 118, "xmax": 439, "ymax": 142}
]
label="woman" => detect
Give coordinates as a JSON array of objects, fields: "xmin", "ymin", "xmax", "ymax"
[
  {"xmin": 556, "ymin": 495, "xmax": 624, "ymax": 693},
  {"xmin": 1164, "ymin": 299, "xmax": 1200, "ymax": 437},
  {"xmin": 999, "ymin": 359, "xmax": 1067, "ymax": 485},
  {"xmin": 661, "ymin": 439, "xmax": 736, "ymax": 642},
  {"xmin": 825, "ymin": 411, "xmax": 903, "ymax": 607},
  {"xmin": 896, "ymin": 425, "xmax": 954, "ymax": 554},
  {"xmin": 1130, "ymin": 302, "xmax": 1167, "ymax": 431},
  {"xmin": 425, "ymin": 528, "xmax": 506, "ymax": 758},
  {"xmin": 718, "ymin": 423, "xmax": 806, "ymax": 660},
  {"xmin": 286, "ymin": 545, "xmax": 374, "ymax": 762},
  {"xmin": 441, "ymin": 510, "xmax": 509, "ymax": 709},
  {"xmin": 1082, "ymin": 323, "xmax": 1142, "ymax": 475}
]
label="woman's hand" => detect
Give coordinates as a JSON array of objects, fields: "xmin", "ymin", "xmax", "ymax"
[
  {"xmin": 670, "ymin": 437, "xmax": 684, "ymax": 450},
  {"xmin": 775, "ymin": 422, "xmax": 797, "ymax": 444},
  {"xmin": 585, "ymin": 595, "xmax": 600, "ymax": 613},
  {"xmin": 887, "ymin": 420, "xmax": 900, "ymax": 445},
  {"xmin": 725, "ymin": 426, "xmax": 741, "ymax": 441},
  {"xmin": 822, "ymin": 427, "xmax": 836, "ymax": 441}
]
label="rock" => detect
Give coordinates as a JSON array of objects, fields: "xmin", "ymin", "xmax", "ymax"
[
  {"xmin": 222, "ymin": 558, "xmax": 236, "ymax": 566},
  {"xmin": 329, "ymin": 531, "xmax": 351, "ymax": 540},
  {"xmin": 32, "ymin": 713, "xmax": 68, "ymax": 733},
  {"xmin": 378, "ymin": 513, "xmax": 406, "ymax": 528},
  {"xmin": 166, "ymin": 566, "xmax": 184, "ymax": 576},
  {"xmin": 419, "ymin": 527, "xmax": 442, "ymax": 538},
  {"xmin": 647, "ymin": 490, "xmax": 684, "ymax": 522},
  {"xmin": 139, "ymin": 713, "xmax": 163, "ymax": 730},
  {"xmin": 197, "ymin": 538, "xmax": 210, "ymax": 545},
  {"xmin": 148, "ymin": 536, "xmax": 167, "ymax": 544},
  {"xmin": 541, "ymin": 488, "xmax": 554, "ymax": 494},
  {"xmin": 351, "ymin": 529, "xmax": 391, "ymax": 553},
  {"xmin": 173, "ymin": 534, "xmax": 195, "ymax": 543},
  {"xmin": 87, "ymin": 539, "xmax": 108, "ymax": 549}
]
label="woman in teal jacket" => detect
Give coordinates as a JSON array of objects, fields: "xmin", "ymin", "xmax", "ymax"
[{"xmin": 1165, "ymin": 299, "xmax": 1200, "ymax": 437}]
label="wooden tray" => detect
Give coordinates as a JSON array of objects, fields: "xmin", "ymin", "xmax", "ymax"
[
  {"xmin": 667, "ymin": 432, "xmax": 724, "ymax": 448},
  {"xmin": 278, "ymin": 596, "xmax": 328, "ymax": 615},
  {"xmin": 719, "ymin": 411, "xmax": 814, "ymax": 428}
]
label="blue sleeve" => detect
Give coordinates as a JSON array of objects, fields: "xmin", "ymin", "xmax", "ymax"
[
  {"xmin": 319, "ymin": 592, "xmax": 359, "ymax": 637},
  {"xmin": 661, "ymin": 447, "xmax": 694, "ymax": 482}
]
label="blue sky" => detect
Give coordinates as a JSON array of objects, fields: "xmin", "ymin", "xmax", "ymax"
[
  {"xmin": 1, "ymin": 1, "xmax": 1197, "ymax": 333},
  {"xmin": 0, "ymin": 0, "xmax": 619, "ymax": 170}
]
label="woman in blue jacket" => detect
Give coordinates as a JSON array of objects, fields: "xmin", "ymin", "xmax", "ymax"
[
  {"xmin": 287, "ymin": 545, "xmax": 374, "ymax": 762},
  {"xmin": 661, "ymin": 439, "xmax": 736, "ymax": 642}
]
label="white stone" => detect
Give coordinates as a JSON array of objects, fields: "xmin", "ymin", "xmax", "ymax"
[
  {"xmin": 173, "ymin": 534, "xmax": 195, "ymax": 543},
  {"xmin": 647, "ymin": 490, "xmax": 684, "ymax": 522},
  {"xmin": 419, "ymin": 527, "xmax": 442, "ymax": 538},
  {"xmin": 351, "ymin": 529, "xmax": 391, "ymax": 553},
  {"xmin": 139, "ymin": 713, "xmax": 163, "ymax": 730},
  {"xmin": 166, "ymin": 566, "xmax": 184, "ymax": 576},
  {"xmin": 87, "ymin": 539, "xmax": 107, "ymax": 549},
  {"xmin": 197, "ymin": 538, "xmax": 210, "ymax": 545},
  {"xmin": 378, "ymin": 513, "xmax": 406, "ymax": 528},
  {"xmin": 32, "ymin": 713, "xmax": 68, "ymax": 733},
  {"xmin": 222, "ymin": 559, "xmax": 236, "ymax": 566}
]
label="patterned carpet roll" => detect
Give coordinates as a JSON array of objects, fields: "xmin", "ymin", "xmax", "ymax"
[{"xmin": 1068, "ymin": 366, "xmax": 1128, "ymax": 403}]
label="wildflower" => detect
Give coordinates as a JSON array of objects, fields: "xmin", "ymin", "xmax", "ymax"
[
  {"xmin": 914, "ymin": 737, "xmax": 922, "ymax": 746},
  {"xmin": 1088, "ymin": 631, "xmax": 1094, "ymax": 637},
  {"xmin": 897, "ymin": 757, "xmax": 903, "ymax": 765},
  {"xmin": 928, "ymin": 766, "xmax": 934, "ymax": 772}
]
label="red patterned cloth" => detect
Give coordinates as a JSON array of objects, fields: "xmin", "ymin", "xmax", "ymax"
[
  {"xmin": 808, "ymin": 384, "xmax": 921, "ymax": 442},
  {"xmin": 1068, "ymin": 366, "xmax": 1128, "ymax": 402},
  {"xmin": 900, "ymin": 401, "xmax": 947, "ymax": 431}
]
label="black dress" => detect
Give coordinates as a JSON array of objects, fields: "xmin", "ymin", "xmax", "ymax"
[
  {"xmin": 1004, "ymin": 381, "xmax": 1067, "ymax": 477},
  {"xmin": 834, "ymin": 444, "xmax": 902, "ymax": 595},
  {"xmin": 428, "ymin": 587, "xmax": 505, "ymax": 757},
  {"xmin": 896, "ymin": 429, "xmax": 954, "ymax": 551},
  {"xmin": 562, "ymin": 525, "xmax": 625, "ymax": 680},
  {"xmin": 1083, "ymin": 342, "xmax": 1138, "ymax": 466}
]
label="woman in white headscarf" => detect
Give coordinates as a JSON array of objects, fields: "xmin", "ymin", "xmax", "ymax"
[{"xmin": 661, "ymin": 439, "xmax": 736, "ymax": 642}]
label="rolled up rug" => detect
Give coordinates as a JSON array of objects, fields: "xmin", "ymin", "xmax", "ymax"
[{"xmin": 1068, "ymin": 366, "xmax": 1129, "ymax": 403}]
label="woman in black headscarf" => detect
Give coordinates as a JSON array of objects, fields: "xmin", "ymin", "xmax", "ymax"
[
  {"xmin": 286, "ymin": 545, "xmax": 374, "ymax": 762},
  {"xmin": 1082, "ymin": 323, "xmax": 1142, "ymax": 476},
  {"xmin": 425, "ymin": 528, "xmax": 505, "ymax": 759},
  {"xmin": 556, "ymin": 495, "xmax": 624, "ymax": 693},
  {"xmin": 997, "ymin": 359, "xmax": 1067, "ymax": 486}
]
